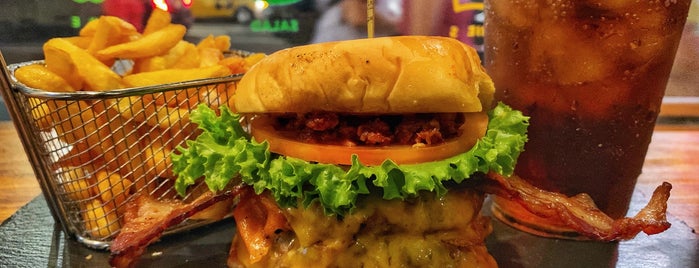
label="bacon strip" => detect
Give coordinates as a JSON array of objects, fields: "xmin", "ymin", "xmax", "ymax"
[
  {"xmin": 481, "ymin": 173, "xmax": 672, "ymax": 241},
  {"xmin": 231, "ymin": 188, "xmax": 290, "ymax": 264},
  {"xmin": 106, "ymin": 174, "xmax": 673, "ymax": 267},
  {"xmin": 109, "ymin": 185, "xmax": 244, "ymax": 268}
]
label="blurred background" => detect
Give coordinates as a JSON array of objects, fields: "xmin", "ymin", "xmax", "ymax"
[{"xmin": 0, "ymin": 0, "xmax": 697, "ymax": 120}]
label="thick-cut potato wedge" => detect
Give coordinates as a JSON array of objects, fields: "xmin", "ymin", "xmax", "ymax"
[
  {"xmin": 96, "ymin": 170, "xmax": 133, "ymax": 207},
  {"xmin": 163, "ymin": 41, "xmax": 199, "ymax": 68},
  {"xmin": 143, "ymin": 8, "xmax": 172, "ymax": 35},
  {"xmin": 244, "ymin": 53, "xmax": 266, "ymax": 68},
  {"xmin": 79, "ymin": 19, "xmax": 101, "ymax": 37},
  {"xmin": 123, "ymin": 64, "xmax": 231, "ymax": 87},
  {"xmin": 97, "ymin": 24, "xmax": 187, "ymax": 60},
  {"xmin": 143, "ymin": 136, "xmax": 174, "ymax": 179},
  {"xmin": 123, "ymin": 65, "xmax": 231, "ymax": 108},
  {"xmin": 197, "ymin": 34, "xmax": 231, "ymax": 52},
  {"xmin": 61, "ymin": 167, "xmax": 96, "ymax": 201},
  {"xmin": 20, "ymin": 11, "xmax": 264, "ymax": 235},
  {"xmin": 82, "ymin": 199, "xmax": 120, "ymax": 237},
  {"xmin": 91, "ymin": 102, "xmax": 152, "ymax": 191},
  {"xmin": 132, "ymin": 56, "xmax": 168, "ymax": 73},
  {"xmin": 27, "ymin": 98, "xmax": 53, "ymax": 130},
  {"xmin": 85, "ymin": 16, "xmax": 140, "ymax": 62},
  {"xmin": 43, "ymin": 38, "xmax": 124, "ymax": 91},
  {"xmin": 51, "ymin": 100, "xmax": 102, "ymax": 146},
  {"xmin": 14, "ymin": 64, "xmax": 76, "ymax": 129},
  {"xmin": 170, "ymin": 41, "xmax": 201, "ymax": 69},
  {"xmin": 132, "ymin": 40, "xmax": 199, "ymax": 73},
  {"xmin": 55, "ymin": 141, "xmax": 105, "ymax": 172},
  {"xmin": 14, "ymin": 64, "xmax": 75, "ymax": 92},
  {"xmin": 110, "ymin": 95, "xmax": 156, "ymax": 124},
  {"xmin": 198, "ymin": 47, "xmax": 224, "ymax": 67},
  {"xmin": 63, "ymin": 36, "xmax": 93, "ymax": 49},
  {"xmin": 218, "ymin": 55, "xmax": 247, "ymax": 74},
  {"xmin": 43, "ymin": 39, "xmax": 83, "ymax": 90}
]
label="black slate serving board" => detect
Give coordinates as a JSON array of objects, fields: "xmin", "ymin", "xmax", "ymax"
[{"xmin": 1, "ymin": 190, "xmax": 697, "ymax": 268}]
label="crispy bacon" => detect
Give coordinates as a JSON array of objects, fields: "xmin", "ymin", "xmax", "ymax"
[
  {"xmin": 107, "ymin": 174, "xmax": 673, "ymax": 267},
  {"xmin": 231, "ymin": 187, "xmax": 290, "ymax": 264},
  {"xmin": 480, "ymin": 173, "xmax": 672, "ymax": 241},
  {"xmin": 109, "ymin": 186, "xmax": 244, "ymax": 268}
]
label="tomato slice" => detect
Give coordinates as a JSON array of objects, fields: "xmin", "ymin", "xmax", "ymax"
[{"xmin": 250, "ymin": 112, "xmax": 489, "ymax": 166}]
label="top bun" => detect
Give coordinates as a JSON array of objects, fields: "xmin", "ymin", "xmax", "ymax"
[{"xmin": 234, "ymin": 36, "xmax": 494, "ymax": 114}]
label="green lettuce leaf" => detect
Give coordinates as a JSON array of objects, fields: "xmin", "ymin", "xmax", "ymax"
[{"xmin": 172, "ymin": 103, "xmax": 529, "ymax": 215}]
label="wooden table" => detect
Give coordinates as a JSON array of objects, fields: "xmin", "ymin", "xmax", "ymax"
[
  {"xmin": 0, "ymin": 118, "xmax": 698, "ymax": 234},
  {"xmin": 0, "ymin": 121, "xmax": 42, "ymax": 222}
]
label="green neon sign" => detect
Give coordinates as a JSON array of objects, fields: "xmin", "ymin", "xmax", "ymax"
[
  {"xmin": 250, "ymin": 19, "xmax": 299, "ymax": 33},
  {"xmin": 266, "ymin": 0, "xmax": 301, "ymax": 6}
]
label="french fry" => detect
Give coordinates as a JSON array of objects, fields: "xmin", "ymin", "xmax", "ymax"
[
  {"xmin": 132, "ymin": 40, "xmax": 199, "ymax": 73},
  {"xmin": 97, "ymin": 24, "xmax": 187, "ymax": 60},
  {"xmin": 91, "ymin": 102, "xmax": 151, "ymax": 190},
  {"xmin": 132, "ymin": 56, "xmax": 168, "ymax": 73},
  {"xmin": 95, "ymin": 170, "xmax": 133, "ymax": 207},
  {"xmin": 110, "ymin": 95, "xmax": 156, "ymax": 124},
  {"xmin": 143, "ymin": 8, "xmax": 172, "ymax": 35},
  {"xmin": 145, "ymin": 104, "xmax": 192, "ymax": 129},
  {"xmin": 214, "ymin": 35, "xmax": 232, "ymax": 52},
  {"xmin": 123, "ymin": 65, "xmax": 231, "ymax": 107},
  {"xmin": 51, "ymin": 100, "xmax": 102, "ymax": 146},
  {"xmin": 61, "ymin": 167, "xmax": 96, "ymax": 202},
  {"xmin": 198, "ymin": 47, "xmax": 224, "ymax": 67},
  {"xmin": 218, "ymin": 55, "xmax": 247, "ymax": 74},
  {"xmin": 79, "ymin": 19, "xmax": 101, "ymax": 37},
  {"xmin": 216, "ymin": 52, "xmax": 265, "ymax": 75},
  {"xmin": 196, "ymin": 34, "xmax": 231, "ymax": 52},
  {"xmin": 43, "ymin": 39, "xmax": 83, "ymax": 90},
  {"xmin": 82, "ymin": 199, "xmax": 120, "ymax": 237},
  {"xmin": 244, "ymin": 53, "xmax": 266, "ymax": 67},
  {"xmin": 63, "ymin": 36, "xmax": 93, "ymax": 49},
  {"xmin": 55, "ymin": 141, "xmax": 105, "ymax": 172},
  {"xmin": 123, "ymin": 65, "xmax": 231, "ymax": 87},
  {"xmin": 26, "ymin": 98, "xmax": 53, "ymax": 130},
  {"xmin": 85, "ymin": 16, "xmax": 141, "ymax": 64},
  {"xmin": 170, "ymin": 41, "xmax": 201, "ymax": 69},
  {"xmin": 43, "ymin": 38, "xmax": 124, "ymax": 91},
  {"xmin": 17, "ymin": 9, "xmax": 266, "ymax": 240},
  {"xmin": 197, "ymin": 35, "xmax": 228, "ymax": 67},
  {"xmin": 143, "ymin": 135, "xmax": 174, "ymax": 179},
  {"xmin": 14, "ymin": 64, "xmax": 76, "ymax": 130}
]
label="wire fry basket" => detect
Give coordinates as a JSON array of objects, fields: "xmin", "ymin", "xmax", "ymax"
[{"xmin": 0, "ymin": 53, "xmax": 244, "ymax": 250}]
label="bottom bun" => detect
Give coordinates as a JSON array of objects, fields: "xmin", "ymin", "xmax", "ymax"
[{"xmin": 228, "ymin": 186, "xmax": 497, "ymax": 268}]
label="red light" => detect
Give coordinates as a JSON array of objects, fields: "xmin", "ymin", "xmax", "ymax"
[
  {"xmin": 151, "ymin": 0, "xmax": 169, "ymax": 12},
  {"xmin": 182, "ymin": 0, "xmax": 192, "ymax": 8}
]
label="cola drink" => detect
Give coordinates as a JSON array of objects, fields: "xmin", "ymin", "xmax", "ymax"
[{"xmin": 484, "ymin": 0, "xmax": 692, "ymax": 237}]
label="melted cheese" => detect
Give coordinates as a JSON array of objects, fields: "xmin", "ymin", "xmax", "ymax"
[{"xmin": 230, "ymin": 187, "xmax": 497, "ymax": 268}]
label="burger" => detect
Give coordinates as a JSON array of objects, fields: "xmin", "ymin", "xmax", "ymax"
[
  {"xmin": 171, "ymin": 35, "xmax": 529, "ymax": 267},
  {"xmin": 111, "ymin": 36, "xmax": 673, "ymax": 268}
]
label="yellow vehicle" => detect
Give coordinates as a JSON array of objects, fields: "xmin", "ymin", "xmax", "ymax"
[{"xmin": 190, "ymin": 0, "xmax": 269, "ymax": 23}]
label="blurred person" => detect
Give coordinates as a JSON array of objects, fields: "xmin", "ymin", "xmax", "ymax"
[
  {"xmin": 102, "ymin": 0, "xmax": 149, "ymax": 32},
  {"xmin": 311, "ymin": 0, "xmax": 402, "ymax": 43},
  {"xmin": 103, "ymin": 0, "xmax": 193, "ymax": 32},
  {"xmin": 399, "ymin": 0, "xmax": 485, "ymax": 58},
  {"xmin": 668, "ymin": 1, "xmax": 699, "ymax": 96}
]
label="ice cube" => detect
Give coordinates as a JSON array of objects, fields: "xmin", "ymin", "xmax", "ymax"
[
  {"xmin": 585, "ymin": 0, "xmax": 636, "ymax": 10},
  {"xmin": 487, "ymin": 0, "xmax": 539, "ymax": 28},
  {"xmin": 531, "ymin": 23, "xmax": 616, "ymax": 85}
]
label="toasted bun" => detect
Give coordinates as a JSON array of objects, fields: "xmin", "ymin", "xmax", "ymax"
[{"xmin": 234, "ymin": 36, "xmax": 494, "ymax": 114}]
